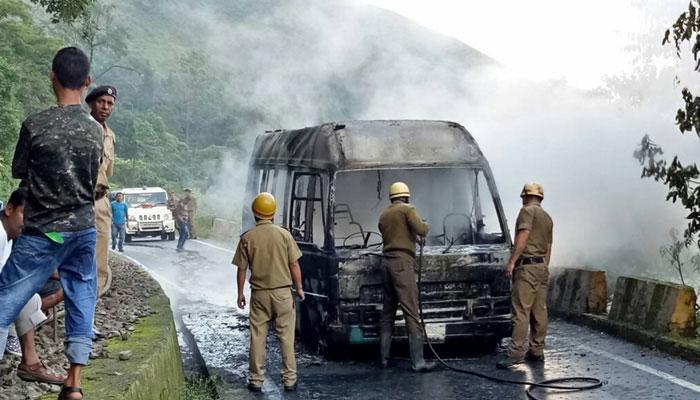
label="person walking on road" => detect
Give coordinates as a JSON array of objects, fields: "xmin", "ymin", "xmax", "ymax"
[
  {"xmin": 378, "ymin": 182, "xmax": 436, "ymax": 372},
  {"xmin": 0, "ymin": 47, "xmax": 103, "ymax": 400},
  {"xmin": 233, "ymin": 192, "xmax": 305, "ymax": 392},
  {"xmin": 497, "ymin": 183, "xmax": 553, "ymax": 369},
  {"xmin": 175, "ymin": 199, "xmax": 189, "ymax": 252},
  {"xmin": 181, "ymin": 188, "xmax": 198, "ymax": 239},
  {"xmin": 110, "ymin": 192, "xmax": 128, "ymax": 252},
  {"xmin": 86, "ymin": 85, "xmax": 117, "ymax": 296}
]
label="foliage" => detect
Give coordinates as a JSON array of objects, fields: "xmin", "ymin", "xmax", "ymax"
[
  {"xmin": 636, "ymin": 1, "xmax": 700, "ymax": 249},
  {"xmin": 0, "ymin": 0, "xmax": 64, "ymax": 199},
  {"xmin": 29, "ymin": 0, "xmax": 93, "ymax": 23},
  {"xmin": 181, "ymin": 378, "xmax": 217, "ymax": 400},
  {"xmin": 659, "ymin": 229, "xmax": 700, "ymax": 285}
]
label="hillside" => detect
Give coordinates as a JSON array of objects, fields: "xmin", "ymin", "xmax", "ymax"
[{"xmin": 1, "ymin": 0, "xmax": 495, "ymax": 194}]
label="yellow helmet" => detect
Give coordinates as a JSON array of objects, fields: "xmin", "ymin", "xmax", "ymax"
[
  {"xmin": 252, "ymin": 192, "xmax": 276, "ymax": 219},
  {"xmin": 389, "ymin": 182, "xmax": 411, "ymax": 200},
  {"xmin": 520, "ymin": 183, "xmax": 544, "ymax": 199}
]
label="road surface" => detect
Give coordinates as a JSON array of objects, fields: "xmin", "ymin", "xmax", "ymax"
[{"xmin": 121, "ymin": 237, "xmax": 700, "ymax": 400}]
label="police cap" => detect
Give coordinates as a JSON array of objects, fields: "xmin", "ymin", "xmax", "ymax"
[{"xmin": 86, "ymin": 85, "xmax": 118, "ymax": 103}]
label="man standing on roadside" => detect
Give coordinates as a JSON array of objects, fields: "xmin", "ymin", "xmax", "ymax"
[
  {"xmin": 234, "ymin": 192, "xmax": 304, "ymax": 392},
  {"xmin": 86, "ymin": 85, "xmax": 117, "ymax": 296},
  {"xmin": 0, "ymin": 47, "xmax": 103, "ymax": 400},
  {"xmin": 181, "ymin": 188, "xmax": 198, "ymax": 239},
  {"xmin": 497, "ymin": 183, "xmax": 553, "ymax": 369},
  {"xmin": 166, "ymin": 190, "xmax": 178, "ymax": 216},
  {"xmin": 110, "ymin": 192, "xmax": 128, "ymax": 252}
]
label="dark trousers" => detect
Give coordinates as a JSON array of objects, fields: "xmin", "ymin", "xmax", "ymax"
[
  {"xmin": 380, "ymin": 252, "xmax": 423, "ymax": 337},
  {"xmin": 177, "ymin": 220, "xmax": 189, "ymax": 249},
  {"xmin": 111, "ymin": 223, "xmax": 125, "ymax": 250}
]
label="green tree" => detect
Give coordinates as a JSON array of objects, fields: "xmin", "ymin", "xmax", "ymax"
[
  {"xmin": 29, "ymin": 0, "xmax": 93, "ymax": 23},
  {"xmin": 636, "ymin": 1, "xmax": 700, "ymax": 248},
  {"xmin": 0, "ymin": 0, "xmax": 63, "ymax": 198}
]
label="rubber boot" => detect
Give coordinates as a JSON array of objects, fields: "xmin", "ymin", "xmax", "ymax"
[
  {"xmin": 409, "ymin": 334, "xmax": 436, "ymax": 372},
  {"xmin": 380, "ymin": 330, "xmax": 393, "ymax": 368}
]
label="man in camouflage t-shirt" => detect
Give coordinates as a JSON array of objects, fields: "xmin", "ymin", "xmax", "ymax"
[{"xmin": 0, "ymin": 47, "xmax": 102, "ymax": 400}]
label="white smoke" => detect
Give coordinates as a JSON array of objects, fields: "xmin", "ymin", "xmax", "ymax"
[{"xmin": 175, "ymin": 0, "xmax": 698, "ymax": 283}]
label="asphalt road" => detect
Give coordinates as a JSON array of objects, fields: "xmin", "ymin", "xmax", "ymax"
[{"xmin": 121, "ymin": 237, "xmax": 700, "ymax": 400}]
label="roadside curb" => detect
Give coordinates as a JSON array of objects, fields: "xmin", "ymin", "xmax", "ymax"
[{"xmin": 555, "ymin": 313, "xmax": 700, "ymax": 363}]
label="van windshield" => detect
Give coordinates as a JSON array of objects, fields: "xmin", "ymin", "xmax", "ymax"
[
  {"xmin": 125, "ymin": 192, "xmax": 167, "ymax": 208},
  {"xmin": 333, "ymin": 168, "xmax": 504, "ymax": 249}
]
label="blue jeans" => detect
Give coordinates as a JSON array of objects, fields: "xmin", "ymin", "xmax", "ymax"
[
  {"xmin": 111, "ymin": 223, "xmax": 125, "ymax": 250},
  {"xmin": 0, "ymin": 228, "xmax": 96, "ymax": 365},
  {"xmin": 177, "ymin": 220, "xmax": 189, "ymax": 249}
]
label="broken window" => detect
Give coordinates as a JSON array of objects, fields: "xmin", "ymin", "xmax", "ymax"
[
  {"xmin": 333, "ymin": 168, "xmax": 505, "ymax": 249},
  {"xmin": 289, "ymin": 172, "xmax": 328, "ymax": 248}
]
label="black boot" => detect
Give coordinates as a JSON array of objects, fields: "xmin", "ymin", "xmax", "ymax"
[
  {"xmin": 380, "ymin": 329, "xmax": 393, "ymax": 368},
  {"xmin": 409, "ymin": 334, "xmax": 436, "ymax": 372}
]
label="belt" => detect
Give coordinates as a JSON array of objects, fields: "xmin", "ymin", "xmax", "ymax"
[{"xmin": 517, "ymin": 256, "xmax": 545, "ymax": 266}]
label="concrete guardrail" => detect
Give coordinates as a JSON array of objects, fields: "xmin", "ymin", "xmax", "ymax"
[
  {"xmin": 609, "ymin": 276, "xmax": 697, "ymax": 337},
  {"xmin": 211, "ymin": 218, "xmax": 239, "ymax": 242},
  {"xmin": 548, "ymin": 267, "xmax": 607, "ymax": 315}
]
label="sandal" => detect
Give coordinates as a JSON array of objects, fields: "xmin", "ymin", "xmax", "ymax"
[{"xmin": 57, "ymin": 386, "xmax": 83, "ymax": 400}]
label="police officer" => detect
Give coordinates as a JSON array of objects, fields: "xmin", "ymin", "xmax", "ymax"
[
  {"xmin": 378, "ymin": 182, "xmax": 435, "ymax": 372},
  {"xmin": 233, "ymin": 193, "xmax": 305, "ymax": 392},
  {"xmin": 497, "ymin": 183, "xmax": 553, "ymax": 369},
  {"xmin": 86, "ymin": 85, "xmax": 117, "ymax": 297}
]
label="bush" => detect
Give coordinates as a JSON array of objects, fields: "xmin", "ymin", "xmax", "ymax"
[{"xmin": 181, "ymin": 378, "xmax": 217, "ymax": 400}]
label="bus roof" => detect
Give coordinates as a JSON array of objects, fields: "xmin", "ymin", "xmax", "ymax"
[{"xmin": 250, "ymin": 120, "xmax": 486, "ymax": 171}]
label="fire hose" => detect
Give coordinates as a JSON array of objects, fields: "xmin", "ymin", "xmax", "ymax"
[{"xmin": 416, "ymin": 242, "xmax": 603, "ymax": 400}]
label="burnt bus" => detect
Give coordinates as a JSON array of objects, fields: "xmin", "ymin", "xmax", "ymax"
[{"xmin": 242, "ymin": 120, "xmax": 512, "ymax": 352}]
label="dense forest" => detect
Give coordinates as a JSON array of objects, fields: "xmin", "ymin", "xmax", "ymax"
[{"xmin": 0, "ymin": 0, "xmax": 491, "ymax": 206}]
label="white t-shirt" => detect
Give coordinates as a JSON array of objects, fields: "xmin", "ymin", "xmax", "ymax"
[{"xmin": 0, "ymin": 222, "xmax": 12, "ymax": 272}]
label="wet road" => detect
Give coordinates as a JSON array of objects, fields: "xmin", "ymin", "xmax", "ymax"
[{"xmin": 121, "ymin": 238, "xmax": 700, "ymax": 400}]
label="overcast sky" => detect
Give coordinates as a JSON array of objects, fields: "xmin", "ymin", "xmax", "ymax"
[{"xmin": 363, "ymin": 0, "xmax": 686, "ymax": 89}]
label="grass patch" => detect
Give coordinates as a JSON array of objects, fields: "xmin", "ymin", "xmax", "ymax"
[
  {"xmin": 182, "ymin": 377, "xmax": 218, "ymax": 400},
  {"xmin": 194, "ymin": 214, "xmax": 215, "ymax": 238}
]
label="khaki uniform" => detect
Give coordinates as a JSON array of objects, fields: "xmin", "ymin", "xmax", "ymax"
[
  {"xmin": 96, "ymin": 125, "xmax": 115, "ymax": 295},
  {"xmin": 232, "ymin": 220, "xmax": 303, "ymax": 387},
  {"xmin": 181, "ymin": 196, "xmax": 197, "ymax": 238},
  {"xmin": 509, "ymin": 203, "xmax": 553, "ymax": 359},
  {"xmin": 378, "ymin": 203, "xmax": 429, "ymax": 337}
]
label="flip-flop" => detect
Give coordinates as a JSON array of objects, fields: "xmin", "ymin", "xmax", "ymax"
[{"xmin": 57, "ymin": 386, "xmax": 83, "ymax": 400}]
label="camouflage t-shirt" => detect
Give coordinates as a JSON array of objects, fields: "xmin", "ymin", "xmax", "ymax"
[{"xmin": 12, "ymin": 105, "xmax": 103, "ymax": 233}]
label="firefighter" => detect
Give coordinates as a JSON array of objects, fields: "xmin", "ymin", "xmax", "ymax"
[
  {"xmin": 497, "ymin": 183, "xmax": 553, "ymax": 369},
  {"xmin": 378, "ymin": 182, "xmax": 436, "ymax": 372},
  {"xmin": 86, "ymin": 85, "xmax": 117, "ymax": 297},
  {"xmin": 233, "ymin": 192, "xmax": 305, "ymax": 392}
]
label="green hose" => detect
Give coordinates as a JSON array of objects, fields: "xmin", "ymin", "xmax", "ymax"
[{"xmin": 416, "ymin": 242, "xmax": 603, "ymax": 400}]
